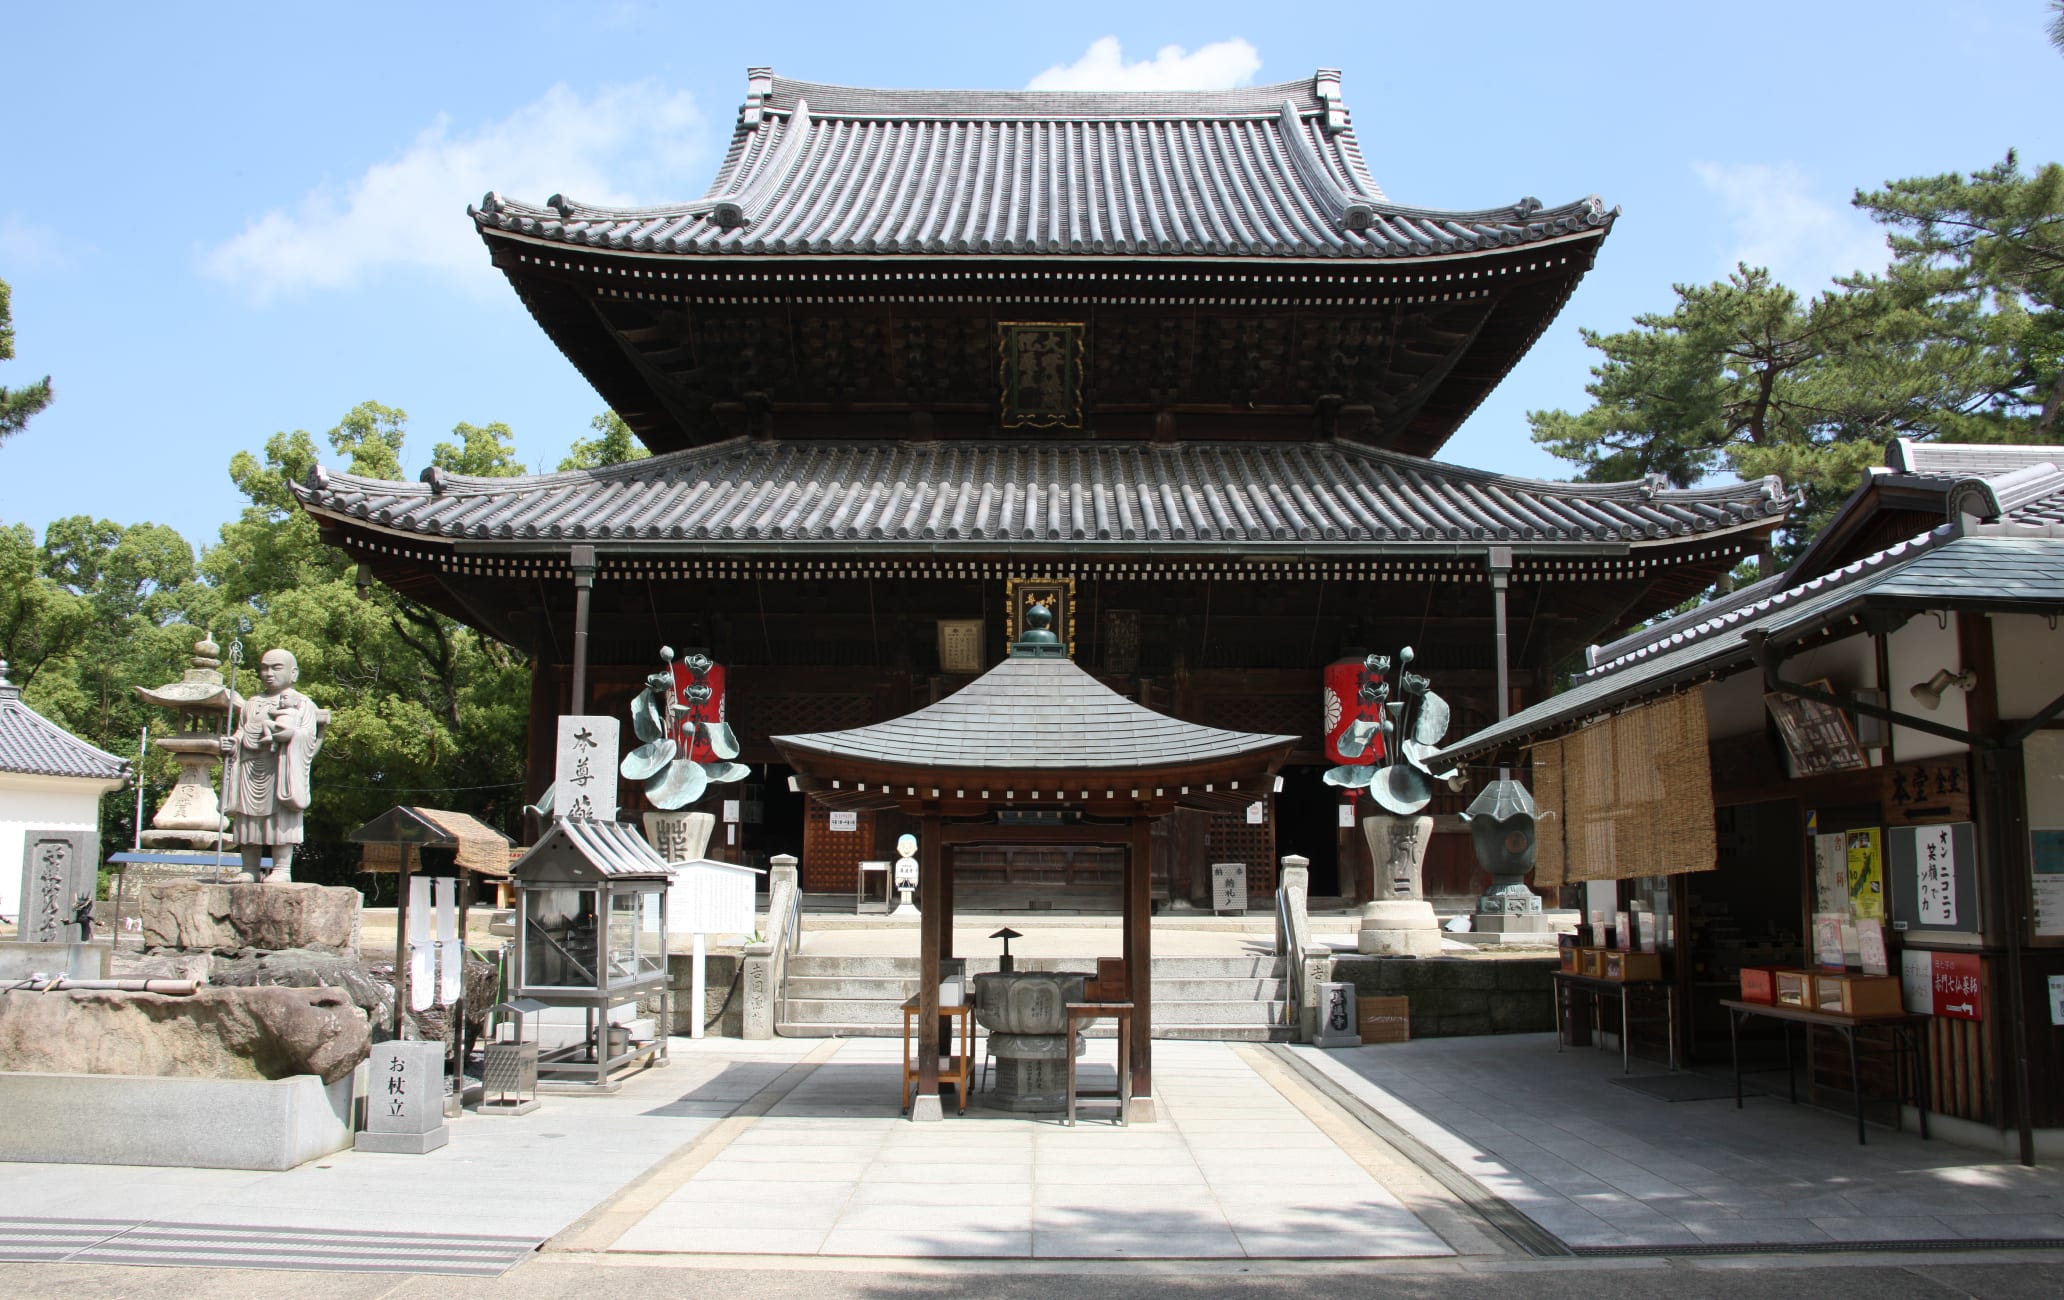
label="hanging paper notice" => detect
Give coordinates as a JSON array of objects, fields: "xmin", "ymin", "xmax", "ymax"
[
  {"xmin": 1911, "ymin": 823, "xmax": 1958, "ymax": 927},
  {"xmin": 554, "ymin": 715, "xmax": 620, "ymax": 822},
  {"xmin": 1846, "ymin": 828, "xmax": 1884, "ymax": 920},
  {"xmin": 1813, "ymin": 833, "xmax": 1848, "ymax": 918},
  {"xmin": 828, "ymin": 810, "xmax": 858, "ymax": 832},
  {"xmin": 1246, "ymin": 801, "xmax": 1266, "ymax": 825},
  {"xmin": 1338, "ymin": 803, "xmax": 1356, "ymax": 828},
  {"xmin": 1857, "ymin": 919, "xmax": 1888, "ymax": 976},
  {"xmin": 2050, "ymin": 974, "xmax": 2064, "ymax": 1026},
  {"xmin": 1814, "ymin": 913, "xmax": 1847, "ymax": 970},
  {"xmin": 2033, "ymin": 829, "xmax": 2064, "ymax": 938}
]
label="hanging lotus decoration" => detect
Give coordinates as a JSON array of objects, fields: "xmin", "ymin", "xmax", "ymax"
[
  {"xmin": 1322, "ymin": 646, "xmax": 1459, "ymax": 815},
  {"xmin": 621, "ymin": 647, "xmax": 751, "ymax": 810}
]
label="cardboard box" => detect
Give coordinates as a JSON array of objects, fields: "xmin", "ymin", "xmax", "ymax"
[
  {"xmin": 1775, "ymin": 970, "xmax": 1813, "ymax": 1007},
  {"xmin": 1811, "ymin": 972, "xmax": 1904, "ymax": 1016},
  {"xmin": 1601, "ymin": 950, "xmax": 1663, "ymax": 982},
  {"xmin": 1738, "ymin": 967, "xmax": 1785, "ymax": 1005},
  {"xmin": 1357, "ymin": 995, "xmax": 1410, "ymax": 1044}
]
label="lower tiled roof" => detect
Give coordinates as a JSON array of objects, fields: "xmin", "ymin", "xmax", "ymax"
[
  {"xmin": 0, "ymin": 681, "xmax": 131, "ymax": 783},
  {"xmin": 296, "ymin": 440, "xmax": 1788, "ymax": 548}
]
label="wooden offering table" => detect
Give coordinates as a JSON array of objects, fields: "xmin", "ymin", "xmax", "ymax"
[
  {"xmin": 1721, "ymin": 998, "xmax": 1929, "ymax": 1146},
  {"xmin": 902, "ymin": 995, "xmax": 976, "ymax": 1116},
  {"xmin": 1064, "ymin": 1002, "xmax": 1134, "ymax": 1127},
  {"xmin": 1551, "ymin": 971, "xmax": 1677, "ymax": 1073}
]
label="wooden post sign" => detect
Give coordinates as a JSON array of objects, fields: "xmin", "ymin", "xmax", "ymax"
[
  {"xmin": 555, "ymin": 715, "xmax": 620, "ymax": 821},
  {"xmin": 1211, "ymin": 862, "xmax": 1247, "ymax": 915}
]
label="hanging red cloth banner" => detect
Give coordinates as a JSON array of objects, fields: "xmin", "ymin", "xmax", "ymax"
[{"xmin": 1323, "ymin": 655, "xmax": 1390, "ymax": 767}]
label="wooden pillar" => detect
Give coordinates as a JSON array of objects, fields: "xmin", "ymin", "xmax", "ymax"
[
  {"xmin": 913, "ymin": 813, "xmax": 944, "ymax": 1121},
  {"xmin": 569, "ymin": 544, "xmax": 596, "ymax": 714},
  {"xmin": 937, "ymin": 836, "xmax": 956, "ymax": 963},
  {"xmin": 1126, "ymin": 815, "xmax": 1155, "ymax": 1120}
]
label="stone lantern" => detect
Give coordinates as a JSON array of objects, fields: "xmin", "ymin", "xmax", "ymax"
[{"xmin": 133, "ymin": 633, "xmax": 234, "ymax": 850}]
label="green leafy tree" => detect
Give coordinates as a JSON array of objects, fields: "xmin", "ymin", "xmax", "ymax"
[
  {"xmin": 432, "ymin": 420, "xmax": 526, "ymax": 477},
  {"xmin": 558, "ymin": 411, "xmax": 650, "ymax": 471},
  {"xmin": 1854, "ymin": 152, "xmax": 2064, "ymax": 436},
  {"xmin": 0, "ymin": 279, "xmax": 53, "ymax": 448}
]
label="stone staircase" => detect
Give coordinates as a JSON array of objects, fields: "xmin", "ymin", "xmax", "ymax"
[{"xmin": 775, "ymin": 953, "xmax": 1293, "ymax": 1042}]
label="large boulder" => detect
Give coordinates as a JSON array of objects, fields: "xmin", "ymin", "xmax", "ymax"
[
  {"xmin": 140, "ymin": 881, "xmax": 361, "ymax": 957},
  {"xmin": 209, "ymin": 948, "xmax": 395, "ymax": 1028},
  {"xmin": 0, "ymin": 986, "xmax": 369, "ymax": 1084}
]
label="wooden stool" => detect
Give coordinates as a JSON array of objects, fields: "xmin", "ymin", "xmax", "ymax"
[
  {"xmin": 901, "ymin": 996, "xmax": 976, "ymax": 1115},
  {"xmin": 1064, "ymin": 1001, "xmax": 1133, "ymax": 1126}
]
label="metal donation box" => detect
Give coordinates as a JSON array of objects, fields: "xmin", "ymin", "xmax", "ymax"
[{"xmin": 510, "ymin": 818, "xmax": 672, "ymax": 1088}]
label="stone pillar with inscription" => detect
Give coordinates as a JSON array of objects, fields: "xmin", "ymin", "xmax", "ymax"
[
  {"xmin": 354, "ymin": 1040, "xmax": 450, "ymax": 1154},
  {"xmin": 741, "ymin": 855, "xmax": 798, "ymax": 1040},
  {"xmin": 17, "ymin": 830, "xmax": 98, "ymax": 945},
  {"xmin": 1356, "ymin": 814, "xmax": 1441, "ymax": 956},
  {"xmin": 1311, "ymin": 981, "xmax": 1362, "ymax": 1049}
]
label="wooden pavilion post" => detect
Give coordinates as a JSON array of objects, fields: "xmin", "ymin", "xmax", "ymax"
[
  {"xmin": 1126, "ymin": 814, "xmax": 1155, "ymax": 1121},
  {"xmin": 913, "ymin": 813, "xmax": 944, "ymax": 1121}
]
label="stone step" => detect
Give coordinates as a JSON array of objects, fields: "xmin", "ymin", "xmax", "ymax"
[
  {"xmin": 785, "ymin": 954, "xmax": 1283, "ymax": 978},
  {"xmin": 782, "ymin": 975, "xmax": 1284, "ymax": 1001},
  {"xmin": 780, "ymin": 995, "xmax": 1287, "ymax": 1028},
  {"xmin": 773, "ymin": 1022, "xmax": 1297, "ymax": 1042}
]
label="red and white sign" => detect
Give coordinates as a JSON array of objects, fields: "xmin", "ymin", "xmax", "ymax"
[
  {"xmin": 667, "ymin": 658, "xmax": 728, "ymax": 762},
  {"xmin": 1901, "ymin": 948, "xmax": 1983, "ymax": 1020},
  {"xmin": 1322, "ymin": 658, "xmax": 1388, "ymax": 767}
]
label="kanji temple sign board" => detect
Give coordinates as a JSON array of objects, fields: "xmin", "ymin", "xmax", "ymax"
[{"xmin": 293, "ymin": 68, "xmax": 1789, "ymax": 904}]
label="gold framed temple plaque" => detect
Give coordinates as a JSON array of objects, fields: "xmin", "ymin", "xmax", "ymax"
[
  {"xmin": 1006, "ymin": 576, "xmax": 1076, "ymax": 657},
  {"xmin": 998, "ymin": 322, "xmax": 1085, "ymax": 428}
]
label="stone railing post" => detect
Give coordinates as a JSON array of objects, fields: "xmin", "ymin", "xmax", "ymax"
[
  {"xmin": 742, "ymin": 854, "xmax": 799, "ymax": 1040},
  {"xmin": 1279, "ymin": 855, "xmax": 1333, "ymax": 1042}
]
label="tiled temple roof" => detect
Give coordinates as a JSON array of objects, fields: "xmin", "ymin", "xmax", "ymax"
[
  {"xmin": 0, "ymin": 668, "xmax": 131, "ymax": 783},
  {"xmin": 775, "ymin": 653, "xmax": 1294, "ymax": 772},
  {"xmin": 295, "ymin": 440, "xmax": 1789, "ymax": 548},
  {"xmin": 471, "ymin": 69, "xmax": 1612, "ymax": 261}
]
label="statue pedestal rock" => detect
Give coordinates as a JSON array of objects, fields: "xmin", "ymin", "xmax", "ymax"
[{"xmin": 1357, "ymin": 813, "xmax": 1442, "ymax": 956}]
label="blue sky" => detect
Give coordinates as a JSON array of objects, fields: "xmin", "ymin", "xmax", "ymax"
[{"xmin": 4, "ymin": 1, "xmax": 2062, "ymax": 550}]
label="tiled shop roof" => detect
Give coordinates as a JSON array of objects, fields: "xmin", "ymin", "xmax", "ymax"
[
  {"xmin": 471, "ymin": 69, "xmax": 1613, "ymax": 261},
  {"xmin": 1435, "ymin": 526, "xmax": 2064, "ymax": 764},
  {"xmin": 775, "ymin": 653, "xmax": 1294, "ymax": 772},
  {"xmin": 296, "ymin": 440, "xmax": 1788, "ymax": 548},
  {"xmin": 0, "ymin": 668, "xmax": 131, "ymax": 783}
]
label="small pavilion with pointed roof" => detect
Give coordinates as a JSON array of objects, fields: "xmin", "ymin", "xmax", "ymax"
[{"xmin": 773, "ymin": 606, "xmax": 1296, "ymax": 1119}]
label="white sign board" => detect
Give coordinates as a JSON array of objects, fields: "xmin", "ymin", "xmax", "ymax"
[
  {"xmin": 1337, "ymin": 803, "xmax": 1355, "ymax": 828},
  {"xmin": 828, "ymin": 810, "xmax": 858, "ymax": 832},
  {"xmin": 667, "ymin": 858, "xmax": 763, "ymax": 936},
  {"xmin": 1211, "ymin": 862, "xmax": 1247, "ymax": 915},
  {"xmin": 1245, "ymin": 801, "xmax": 1266, "ymax": 825},
  {"xmin": 554, "ymin": 715, "xmax": 620, "ymax": 821},
  {"xmin": 2051, "ymin": 974, "xmax": 2064, "ymax": 1027},
  {"xmin": 893, "ymin": 857, "xmax": 919, "ymax": 886},
  {"xmin": 1911, "ymin": 823, "xmax": 1959, "ymax": 927},
  {"xmin": 722, "ymin": 799, "xmax": 741, "ymax": 824},
  {"xmin": 1900, "ymin": 948, "xmax": 1932, "ymax": 1016}
]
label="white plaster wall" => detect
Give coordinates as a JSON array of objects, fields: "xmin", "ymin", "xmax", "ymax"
[
  {"xmin": 0, "ymin": 776, "xmax": 110, "ymax": 921},
  {"xmin": 1701, "ymin": 671, "xmax": 1767, "ymax": 739},
  {"xmin": 1991, "ymin": 613, "xmax": 2064, "ymax": 723},
  {"xmin": 1885, "ymin": 612, "xmax": 1971, "ymax": 762},
  {"xmin": 1781, "ymin": 634, "xmax": 1882, "ymax": 776}
]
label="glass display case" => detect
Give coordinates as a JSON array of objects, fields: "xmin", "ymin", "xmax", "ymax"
[{"xmin": 509, "ymin": 818, "xmax": 675, "ymax": 1088}]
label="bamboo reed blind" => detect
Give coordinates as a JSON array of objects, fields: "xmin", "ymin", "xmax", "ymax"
[{"xmin": 1527, "ymin": 690, "xmax": 1717, "ymax": 885}]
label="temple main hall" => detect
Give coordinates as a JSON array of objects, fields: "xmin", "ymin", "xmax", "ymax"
[{"xmin": 296, "ymin": 68, "xmax": 1788, "ymax": 906}]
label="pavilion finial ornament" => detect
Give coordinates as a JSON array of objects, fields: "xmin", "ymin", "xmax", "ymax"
[
  {"xmin": 621, "ymin": 646, "xmax": 751, "ymax": 810},
  {"xmin": 1322, "ymin": 645, "xmax": 1457, "ymax": 815}
]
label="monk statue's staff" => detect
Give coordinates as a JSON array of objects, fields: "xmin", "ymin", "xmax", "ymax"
[{"xmin": 212, "ymin": 636, "xmax": 244, "ymax": 876}]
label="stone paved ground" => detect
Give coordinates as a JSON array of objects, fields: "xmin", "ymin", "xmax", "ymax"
[
  {"xmin": 604, "ymin": 1038, "xmax": 1451, "ymax": 1260},
  {"xmin": 1300, "ymin": 1033, "xmax": 2064, "ymax": 1251}
]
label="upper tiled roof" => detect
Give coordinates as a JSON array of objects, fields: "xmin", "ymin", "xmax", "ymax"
[
  {"xmin": 297, "ymin": 439, "xmax": 1788, "ymax": 548},
  {"xmin": 774, "ymin": 653, "xmax": 1295, "ymax": 772},
  {"xmin": 471, "ymin": 69, "xmax": 1612, "ymax": 261},
  {"xmin": 0, "ymin": 669, "xmax": 131, "ymax": 783},
  {"xmin": 1886, "ymin": 438, "xmax": 2064, "ymax": 479},
  {"xmin": 1436, "ymin": 525, "xmax": 2064, "ymax": 764}
]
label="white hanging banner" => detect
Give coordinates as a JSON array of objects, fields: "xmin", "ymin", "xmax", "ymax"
[
  {"xmin": 408, "ymin": 875, "xmax": 435, "ymax": 1013},
  {"xmin": 435, "ymin": 877, "xmax": 462, "ymax": 1006}
]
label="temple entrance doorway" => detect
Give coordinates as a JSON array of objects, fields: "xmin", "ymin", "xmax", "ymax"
[{"xmin": 1275, "ymin": 765, "xmax": 1343, "ymax": 898}]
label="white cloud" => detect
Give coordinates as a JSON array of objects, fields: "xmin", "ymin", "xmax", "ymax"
[
  {"xmin": 1028, "ymin": 37, "xmax": 1261, "ymax": 91},
  {"xmin": 0, "ymin": 217, "xmax": 74, "ymax": 273},
  {"xmin": 205, "ymin": 82, "xmax": 704, "ymax": 302},
  {"xmin": 1692, "ymin": 161, "xmax": 1890, "ymax": 290}
]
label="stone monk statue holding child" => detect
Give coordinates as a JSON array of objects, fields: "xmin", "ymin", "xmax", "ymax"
[{"xmin": 219, "ymin": 648, "xmax": 326, "ymax": 883}]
